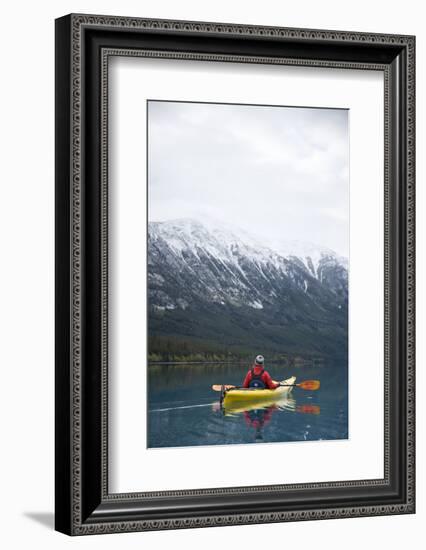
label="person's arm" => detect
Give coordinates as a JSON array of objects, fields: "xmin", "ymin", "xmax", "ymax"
[
  {"xmin": 263, "ymin": 371, "xmax": 280, "ymax": 389},
  {"xmin": 242, "ymin": 371, "xmax": 251, "ymax": 388}
]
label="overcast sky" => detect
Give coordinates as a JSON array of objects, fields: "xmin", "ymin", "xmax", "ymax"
[{"xmin": 148, "ymin": 100, "xmax": 349, "ymax": 257}]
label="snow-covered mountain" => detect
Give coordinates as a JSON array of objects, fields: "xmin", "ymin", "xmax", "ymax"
[
  {"xmin": 148, "ymin": 218, "xmax": 348, "ymax": 357},
  {"xmin": 148, "ymin": 218, "xmax": 347, "ymax": 309}
]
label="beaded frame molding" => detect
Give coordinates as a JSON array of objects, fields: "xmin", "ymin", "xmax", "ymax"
[{"xmin": 55, "ymin": 14, "xmax": 415, "ymax": 535}]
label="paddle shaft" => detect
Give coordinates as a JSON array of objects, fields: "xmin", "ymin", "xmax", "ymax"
[{"xmin": 212, "ymin": 380, "xmax": 320, "ymax": 392}]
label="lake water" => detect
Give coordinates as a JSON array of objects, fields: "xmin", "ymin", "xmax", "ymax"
[{"xmin": 148, "ymin": 362, "xmax": 348, "ymax": 448}]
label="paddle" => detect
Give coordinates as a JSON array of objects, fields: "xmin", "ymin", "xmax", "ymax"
[
  {"xmin": 275, "ymin": 380, "xmax": 320, "ymax": 391},
  {"xmin": 296, "ymin": 404, "xmax": 321, "ymax": 415},
  {"xmin": 212, "ymin": 384, "xmax": 239, "ymax": 392},
  {"xmin": 211, "ymin": 380, "xmax": 320, "ymax": 392}
]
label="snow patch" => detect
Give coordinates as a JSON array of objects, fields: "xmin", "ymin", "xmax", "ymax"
[{"xmin": 148, "ymin": 218, "xmax": 348, "ymax": 290}]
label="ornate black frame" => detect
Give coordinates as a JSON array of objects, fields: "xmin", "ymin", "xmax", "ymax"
[{"xmin": 55, "ymin": 14, "xmax": 415, "ymax": 535}]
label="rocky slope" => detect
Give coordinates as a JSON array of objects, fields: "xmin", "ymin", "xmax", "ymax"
[{"xmin": 148, "ymin": 219, "xmax": 348, "ymax": 358}]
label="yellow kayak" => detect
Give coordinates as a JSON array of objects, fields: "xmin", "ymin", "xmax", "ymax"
[{"xmin": 222, "ymin": 376, "xmax": 296, "ymax": 410}]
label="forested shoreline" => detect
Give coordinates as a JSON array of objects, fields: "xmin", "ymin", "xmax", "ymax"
[{"xmin": 148, "ymin": 335, "xmax": 337, "ymax": 365}]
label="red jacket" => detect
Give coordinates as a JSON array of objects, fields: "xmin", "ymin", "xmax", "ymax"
[{"xmin": 243, "ymin": 365, "xmax": 279, "ymax": 389}]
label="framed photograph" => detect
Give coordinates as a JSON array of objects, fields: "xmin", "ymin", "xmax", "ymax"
[{"xmin": 55, "ymin": 14, "xmax": 415, "ymax": 535}]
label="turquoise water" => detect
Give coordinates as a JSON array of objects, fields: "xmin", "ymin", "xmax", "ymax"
[{"xmin": 148, "ymin": 362, "xmax": 348, "ymax": 448}]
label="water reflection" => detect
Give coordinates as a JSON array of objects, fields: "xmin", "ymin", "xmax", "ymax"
[
  {"xmin": 226, "ymin": 396, "xmax": 295, "ymax": 442},
  {"xmin": 148, "ymin": 361, "xmax": 347, "ymax": 448},
  {"xmin": 213, "ymin": 393, "xmax": 321, "ymax": 442},
  {"xmin": 221, "ymin": 393, "xmax": 297, "ymax": 415}
]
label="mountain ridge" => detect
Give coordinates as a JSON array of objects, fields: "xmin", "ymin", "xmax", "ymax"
[{"xmin": 148, "ymin": 218, "xmax": 348, "ymax": 359}]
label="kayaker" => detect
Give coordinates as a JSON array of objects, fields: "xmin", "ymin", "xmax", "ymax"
[{"xmin": 242, "ymin": 355, "xmax": 280, "ymax": 390}]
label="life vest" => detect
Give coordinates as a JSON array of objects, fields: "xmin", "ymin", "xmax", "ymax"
[{"xmin": 249, "ymin": 367, "xmax": 266, "ymax": 389}]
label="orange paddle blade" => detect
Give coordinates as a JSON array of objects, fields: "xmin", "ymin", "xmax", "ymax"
[
  {"xmin": 211, "ymin": 384, "xmax": 235, "ymax": 392},
  {"xmin": 296, "ymin": 404, "xmax": 321, "ymax": 415},
  {"xmin": 297, "ymin": 380, "xmax": 320, "ymax": 391}
]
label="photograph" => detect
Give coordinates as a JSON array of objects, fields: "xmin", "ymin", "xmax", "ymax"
[
  {"xmin": 52, "ymin": 10, "xmax": 415, "ymax": 537},
  {"xmin": 147, "ymin": 100, "xmax": 349, "ymax": 448}
]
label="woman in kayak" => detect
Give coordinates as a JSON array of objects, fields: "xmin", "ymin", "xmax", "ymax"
[{"xmin": 242, "ymin": 355, "xmax": 280, "ymax": 390}]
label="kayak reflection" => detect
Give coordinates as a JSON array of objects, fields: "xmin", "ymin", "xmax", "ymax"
[
  {"xmin": 218, "ymin": 391, "xmax": 320, "ymax": 441},
  {"xmin": 222, "ymin": 392, "xmax": 297, "ymax": 416}
]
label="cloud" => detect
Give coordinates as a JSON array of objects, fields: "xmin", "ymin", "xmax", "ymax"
[{"xmin": 148, "ymin": 100, "xmax": 349, "ymax": 256}]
